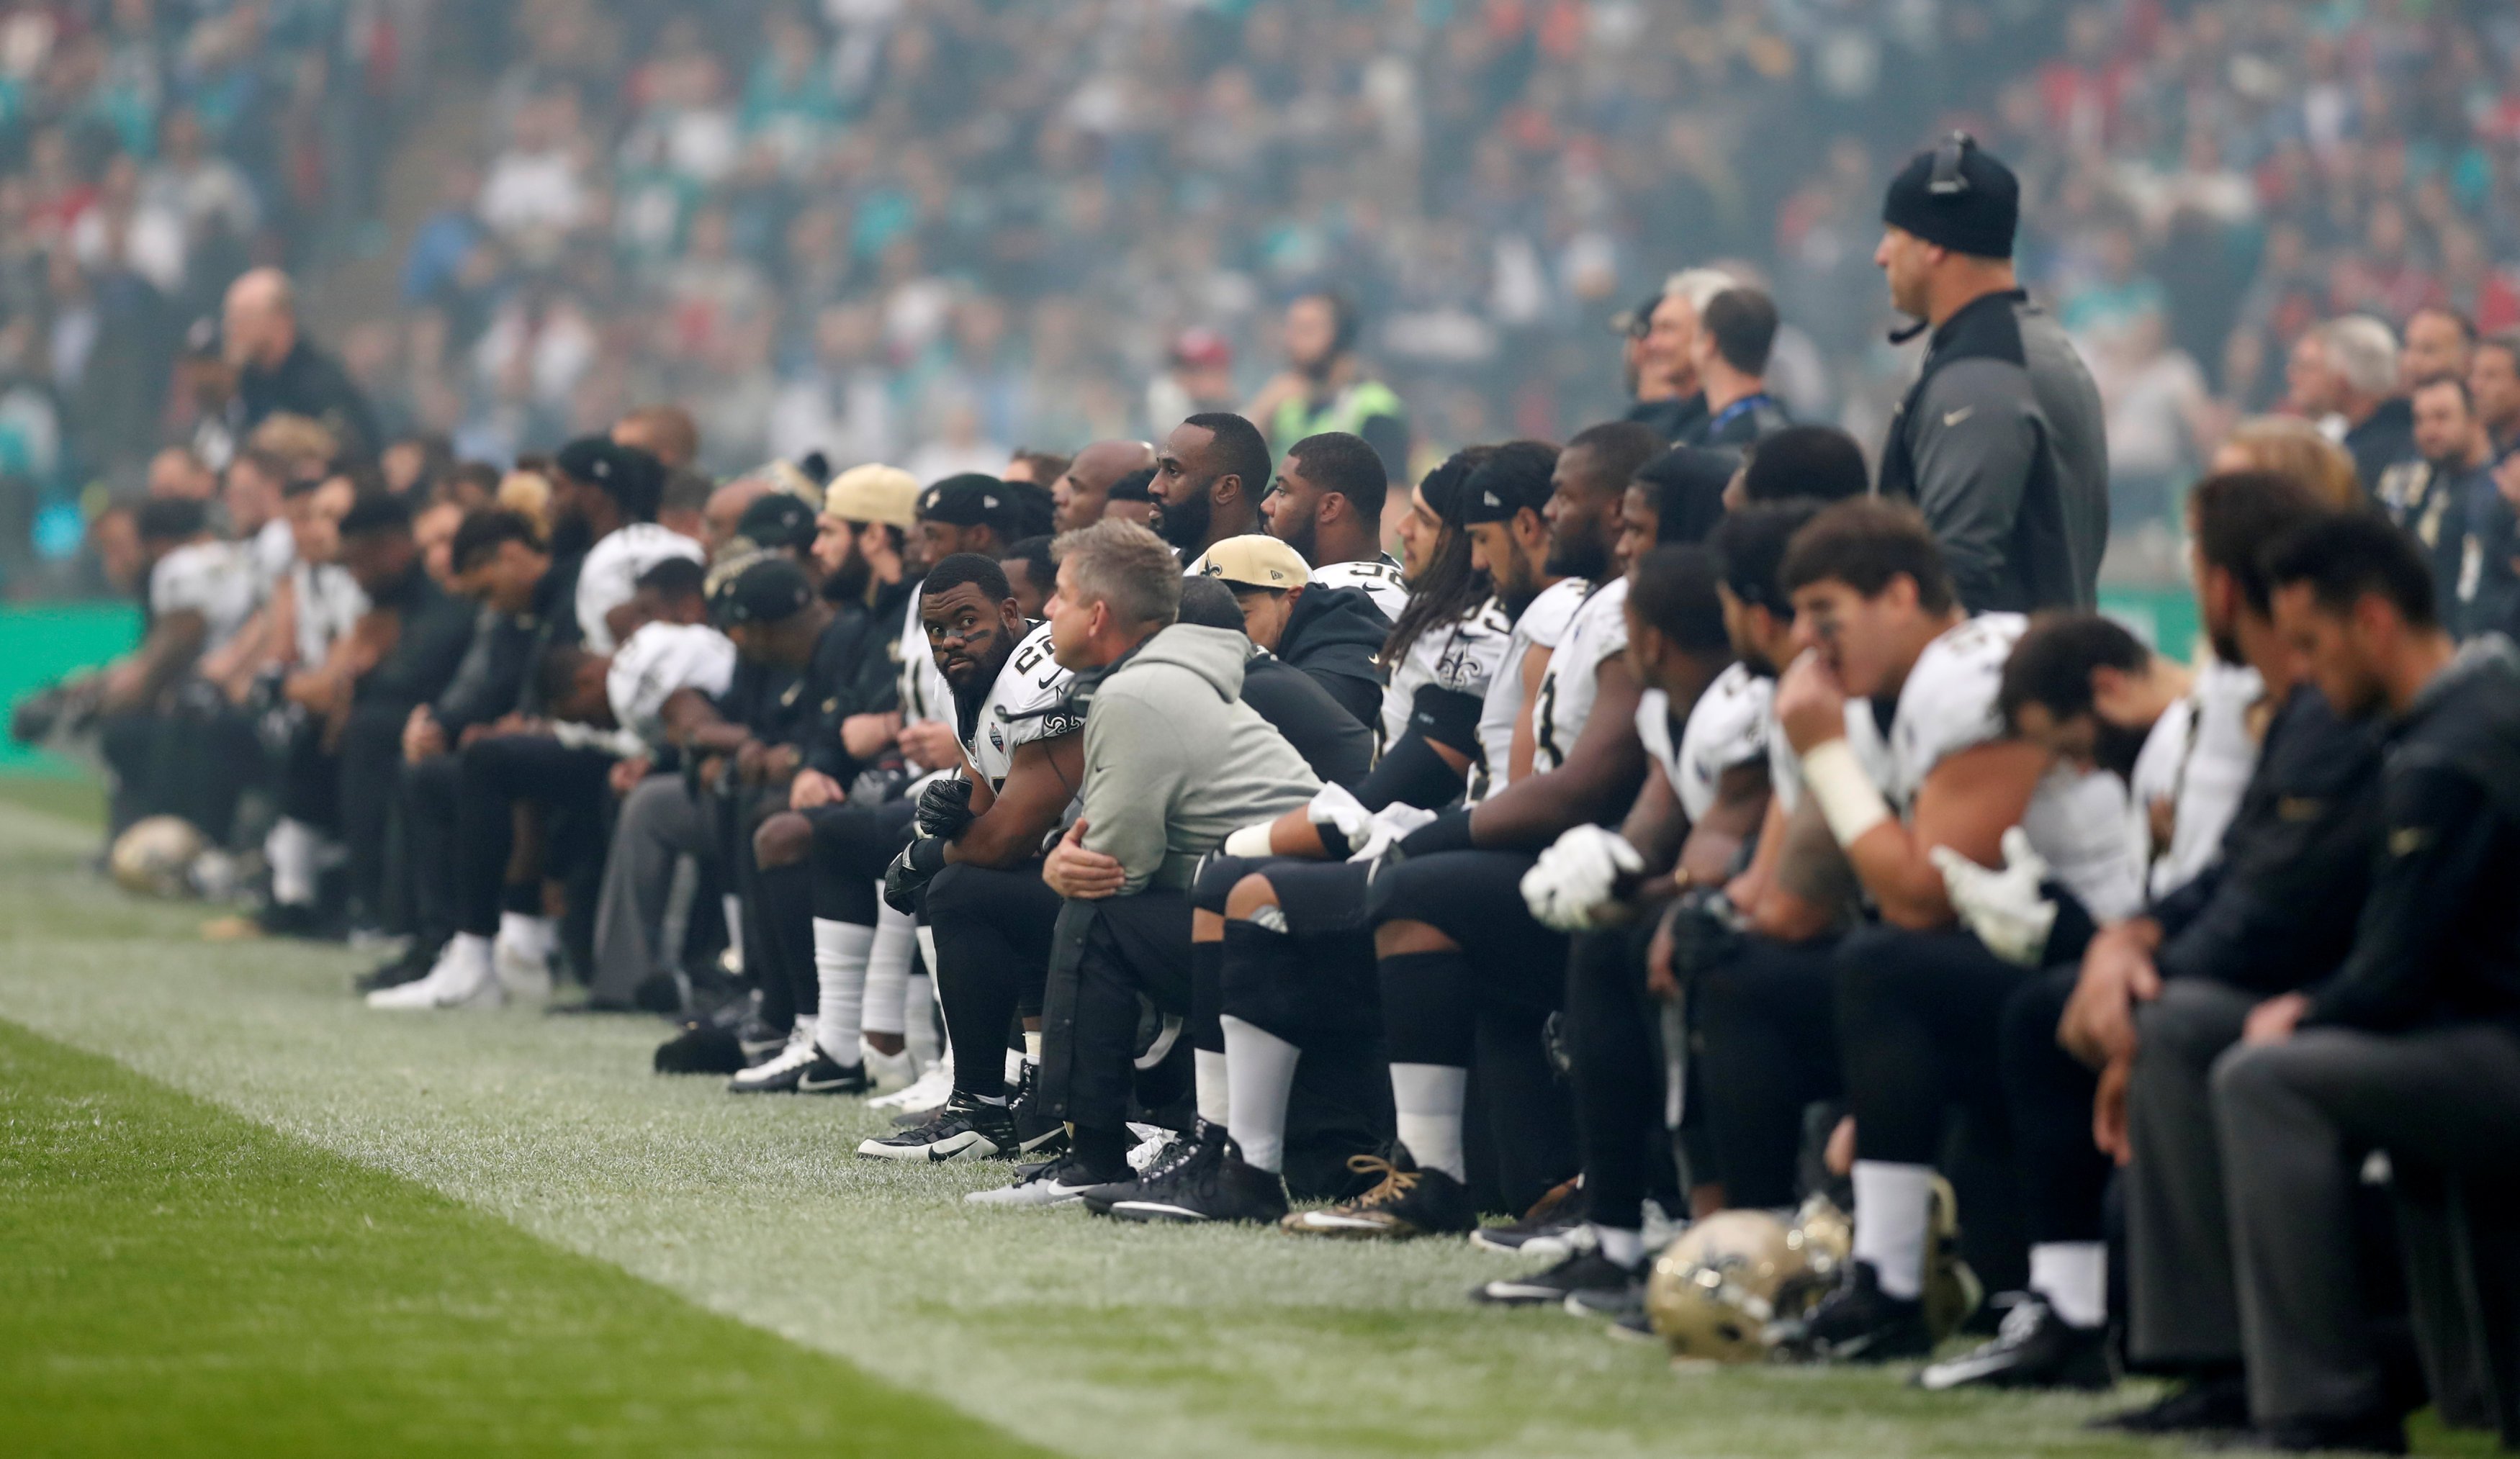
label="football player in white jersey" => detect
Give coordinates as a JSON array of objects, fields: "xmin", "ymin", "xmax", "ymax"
[
  {"xmin": 1260, "ymin": 430, "xmax": 1410, "ymax": 623},
  {"xmin": 1729, "ymin": 500, "xmax": 2140, "ymax": 1376},
  {"xmin": 1370, "ymin": 448, "xmax": 1511, "ymax": 784},
  {"xmin": 864, "ymin": 554, "xmax": 1099, "ymax": 1162}
]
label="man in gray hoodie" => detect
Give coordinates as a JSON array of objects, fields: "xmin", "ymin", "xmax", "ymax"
[{"xmin": 970, "ymin": 520, "xmax": 1322, "ymax": 1208}]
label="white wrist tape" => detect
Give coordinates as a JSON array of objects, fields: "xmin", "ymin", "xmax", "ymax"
[
  {"xmin": 1223, "ymin": 823, "xmax": 1277, "ymax": 859},
  {"xmin": 1801, "ymin": 738, "xmax": 1891, "ymax": 849}
]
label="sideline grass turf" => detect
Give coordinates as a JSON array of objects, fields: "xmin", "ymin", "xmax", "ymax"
[
  {"xmin": 0, "ymin": 1018, "xmax": 1046, "ymax": 1458},
  {"xmin": 0, "ymin": 791, "xmax": 2498, "ymax": 1457}
]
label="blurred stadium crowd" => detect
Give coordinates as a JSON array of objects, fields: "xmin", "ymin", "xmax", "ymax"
[{"xmin": 2, "ymin": 0, "xmax": 2518, "ymax": 594}]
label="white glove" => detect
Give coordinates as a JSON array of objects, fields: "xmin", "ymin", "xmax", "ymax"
[
  {"xmin": 1930, "ymin": 826, "xmax": 2056, "ymax": 967},
  {"xmin": 1519, "ymin": 824, "xmax": 1645, "ymax": 931},
  {"xmin": 1346, "ymin": 803, "xmax": 1439, "ymax": 864},
  {"xmin": 1305, "ymin": 782, "xmax": 1374, "ymax": 857}
]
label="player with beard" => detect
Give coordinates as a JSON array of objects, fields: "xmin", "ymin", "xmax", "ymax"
[
  {"xmin": 1262, "ymin": 430, "xmax": 1407, "ymax": 620},
  {"xmin": 1149, "ymin": 413, "xmax": 1272, "ymax": 561},
  {"xmin": 861, "ymin": 555, "xmax": 1091, "ymax": 1162},
  {"xmin": 547, "ymin": 437, "xmax": 702, "ymax": 654},
  {"xmin": 1274, "ymin": 423, "xmax": 1661, "ymax": 1237}
]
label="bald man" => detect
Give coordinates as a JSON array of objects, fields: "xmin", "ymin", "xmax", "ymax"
[
  {"xmin": 1050, "ymin": 438, "xmax": 1158, "ymax": 533},
  {"xmin": 615, "ymin": 405, "xmax": 701, "ymax": 473},
  {"xmin": 223, "ymin": 268, "xmax": 381, "ymax": 462}
]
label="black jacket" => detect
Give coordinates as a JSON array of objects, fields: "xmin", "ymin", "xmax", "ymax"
[
  {"xmin": 238, "ymin": 340, "xmax": 383, "ymax": 463},
  {"xmin": 1626, "ymin": 392, "xmax": 1707, "ymax": 443},
  {"xmin": 1276, "ymin": 584, "xmax": 1389, "ymax": 728},
  {"xmin": 432, "ymin": 563, "xmax": 574, "ymax": 736},
  {"xmin": 805, "ymin": 574, "xmax": 924, "ymax": 781},
  {"xmin": 2344, "ymin": 397, "xmax": 2418, "ymax": 500},
  {"xmin": 1878, "ymin": 289, "xmax": 2108, "ymax": 614},
  {"xmin": 356, "ymin": 566, "xmax": 477, "ymax": 714},
  {"xmin": 1240, "ymin": 651, "xmax": 1371, "ymax": 787},
  {"xmin": 2154, "ymin": 683, "xmax": 2384, "ymax": 995},
  {"xmin": 2305, "ymin": 637, "xmax": 2520, "ymax": 1033}
]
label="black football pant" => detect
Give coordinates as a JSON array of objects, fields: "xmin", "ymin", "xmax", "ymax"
[
  {"xmin": 762, "ymin": 799, "xmax": 917, "ymax": 1029},
  {"xmin": 1565, "ymin": 919, "xmax": 1687, "ymax": 1232},
  {"xmin": 1370, "ymin": 849, "xmax": 1576, "ymax": 1214},
  {"xmin": 338, "ymin": 699, "xmax": 410, "ymax": 928},
  {"xmin": 2002, "ymin": 965, "xmax": 2110, "ymax": 1246},
  {"xmin": 1693, "ymin": 932, "xmax": 1844, "ymax": 1209},
  {"xmin": 927, "ymin": 859, "xmax": 1057, "ymax": 1101},
  {"xmin": 398, "ymin": 751, "xmax": 462, "ymax": 952},
  {"xmin": 99, "ymin": 696, "xmax": 261, "ymax": 843},
  {"xmin": 451, "ymin": 733, "xmax": 613, "ymax": 938},
  {"xmin": 1038, "ymin": 887, "xmax": 1194, "ymax": 1174}
]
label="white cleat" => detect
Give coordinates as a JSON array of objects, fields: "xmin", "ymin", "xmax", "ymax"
[
  {"xmin": 492, "ymin": 936, "xmax": 554, "ymax": 1003},
  {"xmin": 366, "ymin": 939, "xmax": 502, "ymax": 1010},
  {"xmin": 868, "ymin": 1054, "xmax": 952, "ymax": 1113},
  {"xmin": 725, "ymin": 1028, "xmax": 819, "ymax": 1093},
  {"xmin": 860, "ymin": 1038, "xmax": 919, "ymax": 1093}
]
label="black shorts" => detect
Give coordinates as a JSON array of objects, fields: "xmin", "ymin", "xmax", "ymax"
[{"xmin": 1367, "ymin": 848, "xmax": 1567, "ymax": 1016}]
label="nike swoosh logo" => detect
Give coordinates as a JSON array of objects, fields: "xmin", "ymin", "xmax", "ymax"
[
  {"xmin": 1942, "ymin": 407, "xmax": 1974, "ymax": 428},
  {"xmin": 798, "ymin": 1075, "xmax": 856, "ymax": 1092}
]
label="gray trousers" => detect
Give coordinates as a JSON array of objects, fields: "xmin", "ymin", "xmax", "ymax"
[
  {"xmin": 2217, "ymin": 1021, "xmax": 2520, "ymax": 1425},
  {"xmin": 2127, "ymin": 977, "xmax": 2256, "ymax": 1368},
  {"xmin": 589, "ymin": 774, "xmax": 716, "ymax": 1006}
]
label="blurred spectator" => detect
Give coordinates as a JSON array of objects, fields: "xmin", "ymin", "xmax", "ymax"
[
  {"xmin": 1246, "ymin": 294, "xmax": 1408, "ymax": 482},
  {"xmin": 2288, "ymin": 316, "xmax": 2413, "ymax": 497},
  {"xmin": 225, "ymin": 270, "xmax": 382, "ymax": 464}
]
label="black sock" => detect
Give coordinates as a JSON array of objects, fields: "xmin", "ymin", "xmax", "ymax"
[{"xmin": 1071, "ymin": 1124, "xmax": 1130, "ymax": 1180}]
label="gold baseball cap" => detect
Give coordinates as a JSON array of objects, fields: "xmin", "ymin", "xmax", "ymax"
[
  {"xmin": 1189, "ymin": 534, "xmax": 1310, "ymax": 591},
  {"xmin": 821, "ymin": 464, "xmax": 918, "ymax": 529}
]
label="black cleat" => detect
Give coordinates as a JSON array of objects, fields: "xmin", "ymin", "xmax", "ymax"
[
  {"xmin": 1470, "ymin": 1175, "xmax": 1589, "ymax": 1257},
  {"xmin": 1916, "ymin": 1293, "xmax": 2115, "ymax": 1391},
  {"xmin": 1471, "ymin": 1248, "xmax": 1639, "ymax": 1309},
  {"xmin": 734, "ymin": 1015, "xmax": 789, "ymax": 1066},
  {"xmin": 1280, "ymin": 1152, "xmax": 1478, "ymax": 1239},
  {"xmin": 2242, "ymin": 1413, "xmax": 2406, "ymax": 1454},
  {"xmin": 858, "ymin": 1093, "xmax": 1019, "ymax": 1161},
  {"xmin": 796, "ymin": 1049, "xmax": 871, "ymax": 1096},
  {"xmin": 2087, "ymin": 1374, "xmax": 2251, "ymax": 1435},
  {"xmin": 1771, "ymin": 1261, "xmax": 1936, "ymax": 1363},
  {"xmin": 1007, "ymin": 1062, "xmax": 1068, "ymax": 1156},
  {"xmin": 1081, "ymin": 1121, "xmax": 1223, "ymax": 1215},
  {"xmin": 1110, "ymin": 1135, "xmax": 1290, "ymax": 1225},
  {"xmin": 354, "ymin": 941, "xmax": 436, "ymax": 994}
]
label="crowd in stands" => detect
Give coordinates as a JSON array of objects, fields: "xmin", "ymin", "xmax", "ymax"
[{"xmin": 9, "ymin": 0, "xmax": 2520, "ymax": 597}]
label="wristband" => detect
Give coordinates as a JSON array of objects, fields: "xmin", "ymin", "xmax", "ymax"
[
  {"xmin": 1223, "ymin": 823, "xmax": 1275, "ymax": 859},
  {"xmin": 1800, "ymin": 739, "xmax": 1891, "ymax": 849},
  {"xmin": 906, "ymin": 835, "xmax": 951, "ymax": 875},
  {"xmin": 1396, "ymin": 805, "xmax": 1477, "ymax": 859}
]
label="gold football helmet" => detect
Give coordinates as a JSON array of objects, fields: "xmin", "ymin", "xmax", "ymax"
[
  {"xmin": 1647, "ymin": 1198, "xmax": 1848, "ymax": 1364},
  {"xmin": 109, "ymin": 815, "xmax": 208, "ymax": 898}
]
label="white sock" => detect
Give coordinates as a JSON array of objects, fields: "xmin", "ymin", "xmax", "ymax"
[
  {"xmin": 498, "ymin": 911, "xmax": 555, "ymax": 958},
  {"xmin": 913, "ymin": 921, "xmax": 938, "ymax": 980},
  {"xmin": 1194, "ymin": 1049, "xmax": 1232, "ymax": 1126},
  {"xmin": 1221, "ymin": 1016, "xmax": 1300, "ymax": 1173},
  {"xmin": 1390, "ymin": 1062, "xmax": 1469, "ymax": 1181},
  {"xmin": 1023, "ymin": 1029, "xmax": 1042, "ymax": 1062},
  {"xmin": 2030, "ymin": 1241, "xmax": 2108, "ymax": 1329},
  {"xmin": 1596, "ymin": 1224, "xmax": 1645, "ymax": 1268},
  {"xmin": 721, "ymin": 893, "xmax": 743, "ymax": 950},
  {"xmin": 904, "ymin": 972, "xmax": 940, "ymax": 1065},
  {"xmin": 267, "ymin": 816, "xmax": 320, "ymax": 906},
  {"xmin": 1004, "ymin": 1047, "xmax": 1025, "ymax": 1086},
  {"xmin": 862, "ymin": 898, "xmax": 912, "ymax": 1036},
  {"xmin": 1852, "ymin": 1160, "xmax": 1935, "ymax": 1300},
  {"xmin": 811, "ymin": 918, "xmax": 873, "ymax": 1060}
]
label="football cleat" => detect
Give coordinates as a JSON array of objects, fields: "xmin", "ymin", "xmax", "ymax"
[
  {"xmin": 734, "ymin": 1013, "xmax": 789, "ymax": 1065},
  {"xmin": 964, "ymin": 1152, "xmax": 1108, "ymax": 1209},
  {"xmin": 796, "ymin": 1048, "xmax": 870, "ymax": 1096},
  {"xmin": 2085, "ymin": 1375, "xmax": 2250, "ymax": 1435},
  {"xmin": 1080, "ymin": 1121, "xmax": 1218, "ymax": 1215},
  {"xmin": 858, "ymin": 1093, "xmax": 1018, "ymax": 1162},
  {"xmin": 1916, "ymin": 1293, "xmax": 2114, "ymax": 1391},
  {"xmin": 873, "ymin": 1058, "xmax": 953, "ymax": 1116},
  {"xmin": 1280, "ymin": 1152, "xmax": 1477, "ymax": 1239},
  {"xmin": 1470, "ymin": 1176, "xmax": 1590, "ymax": 1257},
  {"xmin": 491, "ymin": 933, "xmax": 554, "ymax": 1003},
  {"xmin": 366, "ymin": 939, "xmax": 501, "ymax": 1010},
  {"xmin": 725, "ymin": 1029, "xmax": 818, "ymax": 1093},
  {"xmin": 1006, "ymin": 1061, "xmax": 1068, "ymax": 1156},
  {"xmin": 860, "ymin": 1038, "xmax": 919, "ymax": 1093},
  {"xmin": 1104, "ymin": 1124, "xmax": 1289, "ymax": 1225},
  {"xmin": 1769, "ymin": 1260, "xmax": 1936, "ymax": 1363},
  {"xmin": 354, "ymin": 941, "xmax": 437, "ymax": 995},
  {"xmin": 1470, "ymin": 1248, "xmax": 1641, "ymax": 1309}
]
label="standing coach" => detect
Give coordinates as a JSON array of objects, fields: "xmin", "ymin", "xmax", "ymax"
[{"xmin": 1874, "ymin": 134, "xmax": 2107, "ymax": 613}]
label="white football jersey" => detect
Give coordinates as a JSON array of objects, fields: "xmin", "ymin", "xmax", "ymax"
[
  {"xmin": 149, "ymin": 540, "xmax": 259, "ymax": 654},
  {"xmin": 1377, "ymin": 597, "xmax": 1513, "ymax": 760},
  {"xmin": 247, "ymin": 518, "xmax": 294, "ymax": 600},
  {"xmin": 1644, "ymin": 661, "xmax": 1773, "ymax": 824},
  {"xmin": 289, "ymin": 559, "xmax": 369, "ymax": 667},
  {"xmin": 1475, "ymin": 579, "xmax": 1588, "ymax": 800},
  {"xmin": 2128, "ymin": 656, "xmax": 2262, "ymax": 899},
  {"xmin": 896, "ymin": 582, "xmax": 955, "ymax": 727},
  {"xmin": 1534, "ymin": 576, "xmax": 1630, "ymax": 777},
  {"xmin": 1312, "ymin": 556, "xmax": 1408, "ymax": 623},
  {"xmin": 963, "ymin": 621, "xmax": 1079, "ymax": 792},
  {"xmin": 577, "ymin": 522, "xmax": 704, "ymax": 653},
  {"xmin": 1838, "ymin": 613, "xmax": 2143, "ymax": 923},
  {"xmin": 609, "ymin": 621, "xmax": 739, "ymax": 749}
]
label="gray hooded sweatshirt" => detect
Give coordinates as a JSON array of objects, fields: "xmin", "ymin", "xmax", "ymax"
[{"xmin": 1079, "ymin": 623, "xmax": 1321, "ymax": 893}]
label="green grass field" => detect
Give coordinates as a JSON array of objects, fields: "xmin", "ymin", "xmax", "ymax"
[{"xmin": 0, "ymin": 783, "xmax": 2494, "ymax": 1457}]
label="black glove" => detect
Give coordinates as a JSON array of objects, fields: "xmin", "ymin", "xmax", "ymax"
[
  {"xmin": 915, "ymin": 774, "xmax": 977, "ymax": 841},
  {"xmin": 882, "ymin": 835, "xmax": 951, "ymax": 913}
]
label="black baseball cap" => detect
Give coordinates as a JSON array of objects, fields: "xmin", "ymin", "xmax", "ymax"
[
  {"xmin": 1458, "ymin": 441, "xmax": 1561, "ymax": 525},
  {"xmin": 711, "ymin": 555, "xmax": 813, "ymax": 627},
  {"xmin": 916, "ymin": 473, "xmax": 1013, "ymax": 528},
  {"xmin": 737, "ymin": 492, "xmax": 816, "ymax": 551},
  {"xmin": 555, "ymin": 436, "xmax": 665, "ymax": 518}
]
